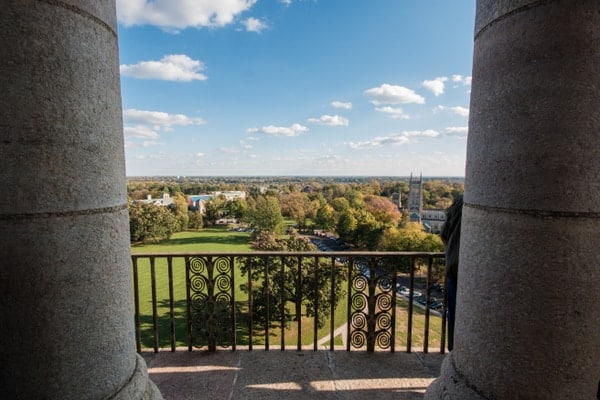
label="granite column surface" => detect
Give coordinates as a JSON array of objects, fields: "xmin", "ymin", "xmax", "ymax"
[
  {"xmin": 0, "ymin": 1, "xmax": 162, "ymax": 398},
  {"xmin": 426, "ymin": 1, "xmax": 600, "ymax": 398}
]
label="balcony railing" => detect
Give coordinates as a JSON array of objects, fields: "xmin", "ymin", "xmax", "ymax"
[{"xmin": 132, "ymin": 252, "xmax": 447, "ymax": 354}]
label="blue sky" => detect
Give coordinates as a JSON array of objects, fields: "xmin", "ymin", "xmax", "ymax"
[{"xmin": 117, "ymin": 0, "xmax": 475, "ymax": 177}]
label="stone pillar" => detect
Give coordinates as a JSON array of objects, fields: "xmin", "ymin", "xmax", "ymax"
[
  {"xmin": 0, "ymin": 1, "xmax": 162, "ymax": 399},
  {"xmin": 426, "ymin": 1, "xmax": 600, "ymax": 399}
]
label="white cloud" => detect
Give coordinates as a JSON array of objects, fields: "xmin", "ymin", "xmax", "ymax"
[
  {"xmin": 219, "ymin": 147, "xmax": 240, "ymax": 154},
  {"xmin": 307, "ymin": 115, "xmax": 349, "ymax": 127},
  {"xmin": 242, "ymin": 17, "xmax": 267, "ymax": 32},
  {"xmin": 314, "ymin": 154, "xmax": 349, "ymax": 166},
  {"xmin": 246, "ymin": 123, "xmax": 308, "ymax": 137},
  {"xmin": 117, "ymin": 0, "xmax": 257, "ymax": 31},
  {"xmin": 331, "ymin": 101, "xmax": 352, "ymax": 110},
  {"xmin": 346, "ymin": 129, "xmax": 439, "ymax": 149},
  {"xmin": 240, "ymin": 140, "xmax": 253, "ymax": 149},
  {"xmin": 422, "ymin": 76, "xmax": 448, "ymax": 96},
  {"xmin": 148, "ymin": 152, "xmax": 168, "ymax": 160},
  {"xmin": 196, "ymin": 152, "xmax": 205, "ymax": 158},
  {"xmin": 280, "ymin": 0, "xmax": 293, "ymax": 5},
  {"xmin": 363, "ymin": 84, "xmax": 425, "ymax": 105},
  {"xmin": 347, "ymin": 134, "xmax": 410, "ymax": 149},
  {"xmin": 435, "ymin": 105, "xmax": 470, "ymax": 117},
  {"xmin": 452, "ymin": 74, "xmax": 472, "ymax": 86},
  {"xmin": 408, "ymin": 129, "xmax": 439, "ymax": 138},
  {"xmin": 123, "ymin": 109, "xmax": 205, "ymax": 131},
  {"xmin": 123, "ymin": 109, "xmax": 204, "ymax": 145},
  {"xmin": 120, "ymin": 54, "xmax": 207, "ymax": 81},
  {"xmin": 374, "ymin": 106, "xmax": 410, "ymax": 119},
  {"xmin": 124, "ymin": 125, "xmax": 159, "ymax": 139},
  {"xmin": 445, "ymin": 126, "xmax": 468, "ymax": 138}
]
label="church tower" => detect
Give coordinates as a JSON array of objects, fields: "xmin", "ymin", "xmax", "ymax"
[{"xmin": 407, "ymin": 173, "xmax": 423, "ymax": 222}]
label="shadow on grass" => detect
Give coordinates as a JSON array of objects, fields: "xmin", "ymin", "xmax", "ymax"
[
  {"xmin": 163, "ymin": 234, "xmax": 250, "ymax": 247},
  {"xmin": 138, "ymin": 299, "xmax": 278, "ymax": 350}
]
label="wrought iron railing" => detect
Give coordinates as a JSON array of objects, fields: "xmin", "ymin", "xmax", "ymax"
[{"xmin": 132, "ymin": 252, "xmax": 447, "ymax": 354}]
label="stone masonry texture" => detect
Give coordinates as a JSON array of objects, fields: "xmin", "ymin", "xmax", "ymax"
[
  {"xmin": 426, "ymin": 1, "xmax": 600, "ymax": 398},
  {"xmin": 0, "ymin": 1, "xmax": 161, "ymax": 398}
]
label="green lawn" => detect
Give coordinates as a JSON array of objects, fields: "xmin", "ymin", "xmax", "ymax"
[
  {"xmin": 131, "ymin": 228, "xmax": 253, "ymax": 253},
  {"xmin": 132, "ymin": 228, "xmax": 251, "ymax": 349},
  {"xmin": 131, "ymin": 228, "xmax": 444, "ymax": 351}
]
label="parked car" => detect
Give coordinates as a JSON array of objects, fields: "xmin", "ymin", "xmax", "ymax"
[{"xmin": 430, "ymin": 300, "xmax": 444, "ymax": 310}]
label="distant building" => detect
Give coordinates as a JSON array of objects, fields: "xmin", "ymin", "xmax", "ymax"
[
  {"xmin": 421, "ymin": 209, "xmax": 446, "ymax": 233},
  {"xmin": 136, "ymin": 192, "xmax": 174, "ymax": 207},
  {"xmin": 406, "ymin": 173, "xmax": 446, "ymax": 233},
  {"xmin": 215, "ymin": 191, "xmax": 246, "ymax": 201},
  {"xmin": 187, "ymin": 191, "xmax": 246, "ymax": 214},
  {"xmin": 391, "ymin": 192, "xmax": 402, "ymax": 209},
  {"xmin": 407, "ymin": 173, "xmax": 423, "ymax": 222}
]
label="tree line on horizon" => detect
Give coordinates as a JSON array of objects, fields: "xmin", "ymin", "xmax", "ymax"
[{"xmin": 127, "ymin": 177, "xmax": 463, "ymax": 251}]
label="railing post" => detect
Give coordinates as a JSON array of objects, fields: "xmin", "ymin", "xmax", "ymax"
[
  {"xmin": 312, "ymin": 256, "xmax": 319, "ymax": 351},
  {"xmin": 296, "ymin": 255, "xmax": 303, "ymax": 351},
  {"xmin": 264, "ymin": 257, "xmax": 270, "ymax": 351},
  {"xmin": 329, "ymin": 256, "xmax": 336, "ymax": 352},
  {"xmin": 345, "ymin": 258, "xmax": 353, "ymax": 352},
  {"xmin": 207, "ymin": 256, "xmax": 216, "ymax": 352},
  {"xmin": 230, "ymin": 256, "xmax": 236, "ymax": 351},
  {"xmin": 150, "ymin": 257, "xmax": 159, "ymax": 353},
  {"xmin": 247, "ymin": 257, "xmax": 254, "ymax": 351},
  {"xmin": 423, "ymin": 256, "xmax": 433, "ymax": 353},
  {"xmin": 391, "ymin": 258, "xmax": 397, "ymax": 353},
  {"xmin": 167, "ymin": 256, "xmax": 176, "ymax": 352},
  {"xmin": 185, "ymin": 256, "xmax": 193, "ymax": 352},
  {"xmin": 280, "ymin": 255, "xmax": 286, "ymax": 351},
  {"xmin": 367, "ymin": 258, "xmax": 376, "ymax": 352},
  {"xmin": 406, "ymin": 257, "xmax": 415, "ymax": 353}
]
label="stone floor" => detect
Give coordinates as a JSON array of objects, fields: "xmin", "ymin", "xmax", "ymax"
[{"xmin": 143, "ymin": 349, "xmax": 445, "ymax": 400}]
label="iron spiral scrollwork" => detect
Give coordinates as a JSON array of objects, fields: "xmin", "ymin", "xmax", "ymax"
[
  {"xmin": 188, "ymin": 256, "xmax": 234, "ymax": 350},
  {"xmin": 349, "ymin": 257, "xmax": 396, "ymax": 350}
]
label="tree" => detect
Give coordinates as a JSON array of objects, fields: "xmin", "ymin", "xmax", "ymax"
[
  {"xmin": 129, "ymin": 202, "xmax": 178, "ymax": 243},
  {"xmin": 353, "ymin": 209, "xmax": 382, "ymax": 250},
  {"xmin": 315, "ymin": 203, "xmax": 336, "ymax": 232},
  {"xmin": 344, "ymin": 189, "xmax": 365, "ymax": 209},
  {"xmin": 331, "ymin": 197, "xmax": 350, "ymax": 213},
  {"xmin": 279, "ymin": 192, "xmax": 311, "ymax": 228},
  {"xmin": 336, "ymin": 210, "xmax": 358, "ymax": 244},
  {"xmin": 169, "ymin": 192, "xmax": 189, "ymax": 231},
  {"xmin": 204, "ymin": 195, "xmax": 226, "ymax": 226},
  {"xmin": 188, "ymin": 210, "xmax": 203, "ymax": 230},
  {"xmin": 379, "ymin": 222, "xmax": 444, "ymax": 252},
  {"xmin": 364, "ymin": 195, "xmax": 401, "ymax": 225},
  {"xmin": 247, "ymin": 195, "xmax": 284, "ymax": 234},
  {"xmin": 240, "ymin": 231, "xmax": 345, "ymax": 329},
  {"xmin": 227, "ymin": 197, "xmax": 248, "ymax": 221},
  {"xmin": 378, "ymin": 223, "xmax": 445, "ymax": 272}
]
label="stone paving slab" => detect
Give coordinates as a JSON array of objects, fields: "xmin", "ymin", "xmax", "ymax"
[{"xmin": 144, "ymin": 350, "xmax": 445, "ymax": 400}]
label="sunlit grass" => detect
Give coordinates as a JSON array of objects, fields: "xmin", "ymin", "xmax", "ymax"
[{"xmin": 132, "ymin": 228, "xmax": 443, "ymax": 351}]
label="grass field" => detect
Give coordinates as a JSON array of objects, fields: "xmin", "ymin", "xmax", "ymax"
[
  {"xmin": 132, "ymin": 227, "xmax": 444, "ymax": 351},
  {"xmin": 131, "ymin": 228, "xmax": 253, "ymax": 253}
]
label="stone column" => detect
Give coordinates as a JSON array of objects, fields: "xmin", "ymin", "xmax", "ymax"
[
  {"xmin": 426, "ymin": 1, "xmax": 600, "ymax": 399},
  {"xmin": 0, "ymin": 1, "xmax": 162, "ymax": 399}
]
